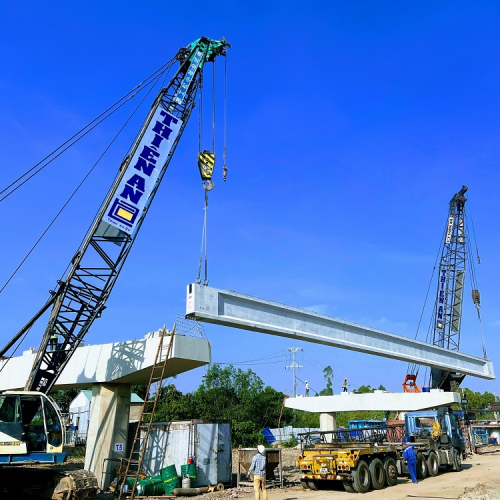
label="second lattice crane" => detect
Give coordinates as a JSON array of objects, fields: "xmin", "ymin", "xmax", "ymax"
[{"xmin": 403, "ymin": 185, "xmax": 488, "ymax": 393}]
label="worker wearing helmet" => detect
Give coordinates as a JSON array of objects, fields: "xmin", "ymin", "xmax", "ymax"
[
  {"xmin": 342, "ymin": 378, "xmax": 349, "ymax": 392},
  {"xmin": 247, "ymin": 445, "xmax": 267, "ymax": 500},
  {"xmin": 305, "ymin": 380, "xmax": 310, "ymax": 397}
]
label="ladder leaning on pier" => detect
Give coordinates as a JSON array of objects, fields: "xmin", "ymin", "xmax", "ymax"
[{"xmin": 118, "ymin": 325, "xmax": 176, "ymax": 500}]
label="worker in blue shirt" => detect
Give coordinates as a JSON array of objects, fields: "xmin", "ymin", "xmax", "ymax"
[
  {"xmin": 247, "ymin": 445, "xmax": 267, "ymax": 500},
  {"xmin": 403, "ymin": 441, "xmax": 418, "ymax": 484}
]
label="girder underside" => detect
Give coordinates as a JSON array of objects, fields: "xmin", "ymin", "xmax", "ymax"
[{"xmin": 185, "ymin": 284, "xmax": 495, "ymax": 380}]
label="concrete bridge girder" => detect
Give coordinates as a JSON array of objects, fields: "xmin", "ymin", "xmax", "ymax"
[{"xmin": 185, "ymin": 283, "xmax": 495, "ymax": 380}]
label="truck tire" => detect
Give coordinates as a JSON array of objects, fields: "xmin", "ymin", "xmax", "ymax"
[
  {"xmin": 352, "ymin": 460, "xmax": 371, "ymax": 493},
  {"xmin": 343, "ymin": 481, "xmax": 356, "ymax": 493},
  {"xmin": 300, "ymin": 479, "xmax": 310, "ymax": 489},
  {"xmin": 383, "ymin": 457, "xmax": 398, "ymax": 486},
  {"xmin": 452, "ymin": 448, "xmax": 462, "ymax": 472},
  {"xmin": 426, "ymin": 452, "xmax": 439, "ymax": 477},
  {"xmin": 416, "ymin": 453, "xmax": 428, "ymax": 480},
  {"xmin": 369, "ymin": 458, "xmax": 386, "ymax": 489},
  {"xmin": 308, "ymin": 480, "xmax": 320, "ymax": 490}
]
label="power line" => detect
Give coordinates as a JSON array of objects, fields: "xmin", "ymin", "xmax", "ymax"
[
  {"xmin": 212, "ymin": 349, "xmax": 288, "ymax": 366},
  {"xmin": 302, "ymin": 352, "xmax": 328, "ymax": 373}
]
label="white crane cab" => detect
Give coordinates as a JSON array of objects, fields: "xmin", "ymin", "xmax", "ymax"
[{"xmin": 0, "ymin": 391, "xmax": 65, "ymax": 464}]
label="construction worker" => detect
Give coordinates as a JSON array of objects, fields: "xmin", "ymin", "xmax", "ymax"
[
  {"xmin": 305, "ymin": 380, "xmax": 310, "ymax": 397},
  {"xmin": 342, "ymin": 378, "xmax": 349, "ymax": 392},
  {"xmin": 247, "ymin": 444, "xmax": 267, "ymax": 500},
  {"xmin": 403, "ymin": 441, "xmax": 418, "ymax": 484}
]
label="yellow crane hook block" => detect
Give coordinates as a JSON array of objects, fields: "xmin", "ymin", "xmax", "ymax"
[{"xmin": 198, "ymin": 150, "xmax": 215, "ymax": 191}]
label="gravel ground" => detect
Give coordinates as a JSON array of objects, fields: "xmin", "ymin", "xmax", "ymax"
[{"xmin": 97, "ymin": 446, "xmax": 500, "ymax": 500}]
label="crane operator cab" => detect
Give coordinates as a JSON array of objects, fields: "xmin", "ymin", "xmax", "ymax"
[{"xmin": 0, "ymin": 391, "xmax": 66, "ymax": 464}]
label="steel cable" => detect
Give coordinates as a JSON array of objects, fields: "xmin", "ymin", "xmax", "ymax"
[
  {"xmin": 407, "ymin": 218, "xmax": 448, "ymax": 377},
  {"xmin": 0, "ymin": 69, "xmax": 167, "ymax": 296},
  {"xmin": 0, "ymin": 59, "xmax": 176, "ymax": 203}
]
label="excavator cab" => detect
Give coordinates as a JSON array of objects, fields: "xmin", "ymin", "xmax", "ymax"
[{"xmin": 0, "ymin": 391, "xmax": 65, "ymax": 463}]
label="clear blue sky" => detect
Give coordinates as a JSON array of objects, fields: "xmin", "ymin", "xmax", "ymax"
[{"xmin": 1, "ymin": 1, "xmax": 499, "ymax": 399}]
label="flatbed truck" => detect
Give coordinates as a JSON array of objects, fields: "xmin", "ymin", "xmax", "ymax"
[{"xmin": 296, "ymin": 407, "xmax": 465, "ymax": 493}]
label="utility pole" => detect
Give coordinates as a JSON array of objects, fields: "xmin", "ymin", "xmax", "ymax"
[{"xmin": 285, "ymin": 347, "xmax": 303, "ymax": 398}]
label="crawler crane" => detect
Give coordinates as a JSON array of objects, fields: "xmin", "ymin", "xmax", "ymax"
[{"xmin": 0, "ymin": 36, "xmax": 230, "ymax": 499}]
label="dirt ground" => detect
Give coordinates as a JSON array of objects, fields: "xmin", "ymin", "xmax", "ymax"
[{"xmin": 98, "ymin": 445, "xmax": 500, "ymax": 500}]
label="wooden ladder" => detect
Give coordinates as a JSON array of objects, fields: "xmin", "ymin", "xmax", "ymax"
[{"xmin": 118, "ymin": 325, "xmax": 175, "ymax": 500}]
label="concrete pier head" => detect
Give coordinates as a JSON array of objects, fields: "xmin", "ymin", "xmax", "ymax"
[
  {"xmin": 85, "ymin": 384, "xmax": 131, "ymax": 489},
  {"xmin": 0, "ymin": 330, "xmax": 211, "ymax": 487}
]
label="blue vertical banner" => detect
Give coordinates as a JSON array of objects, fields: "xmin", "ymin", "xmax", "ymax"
[
  {"xmin": 436, "ymin": 268, "xmax": 447, "ymax": 331},
  {"xmin": 103, "ymin": 108, "xmax": 183, "ymax": 234}
]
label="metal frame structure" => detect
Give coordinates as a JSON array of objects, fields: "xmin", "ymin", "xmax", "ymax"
[
  {"xmin": 0, "ymin": 37, "xmax": 230, "ymax": 394},
  {"xmin": 297, "ymin": 424, "xmax": 406, "ymax": 447},
  {"xmin": 433, "ymin": 186, "xmax": 468, "ymax": 351},
  {"xmin": 431, "ymin": 186, "xmax": 468, "ymax": 390}
]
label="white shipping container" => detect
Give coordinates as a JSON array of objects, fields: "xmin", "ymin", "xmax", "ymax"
[{"xmin": 132, "ymin": 420, "xmax": 232, "ymax": 486}]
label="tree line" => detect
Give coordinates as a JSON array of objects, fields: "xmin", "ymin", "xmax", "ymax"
[{"xmin": 51, "ymin": 364, "xmax": 498, "ymax": 447}]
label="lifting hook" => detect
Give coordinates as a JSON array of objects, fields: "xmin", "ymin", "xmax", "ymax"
[{"xmin": 198, "ymin": 150, "xmax": 215, "ymax": 191}]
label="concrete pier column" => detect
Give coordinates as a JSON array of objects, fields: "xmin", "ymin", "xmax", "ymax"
[
  {"xmin": 84, "ymin": 383, "xmax": 131, "ymax": 489},
  {"xmin": 320, "ymin": 412, "xmax": 337, "ymax": 443}
]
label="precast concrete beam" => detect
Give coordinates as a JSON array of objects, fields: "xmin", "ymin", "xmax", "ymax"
[
  {"xmin": 285, "ymin": 390, "xmax": 462, "ymax": 413},
  {"xmin": 186, "ymin": 284, "xmax": 495, "ymax": 380}
]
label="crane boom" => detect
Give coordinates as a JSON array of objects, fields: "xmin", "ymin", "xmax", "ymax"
[
  {"xmin": 19, "ymin": 36, "xmax": 230, "ymax": 393},
  {"xmin": 431, "ymin": 185, "xmax": 468, "ymax": 391}
]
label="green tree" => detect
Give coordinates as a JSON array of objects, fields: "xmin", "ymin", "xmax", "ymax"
[
  {"xmin": 461, "ymin": 388, "xmax": 497, "ymax": 419},
  {"xmin": 153, "ymin": 365, "xmax": 292, "ymax": 447},
  {"xmin": 153, "ymin": 384, "xmax": 194, "ymax": 422},
  {"xmin": 353, "ymin": 384, "xmax": 387, "ymax": 394},
  {"xmin": 319, "ymin": 366, "xmax": 334, "ymax": 396},
  {"xmin": 293, "ymin": 410, "xmax": 320, "ymax": 428},
  {"xmin": 356, "ymin": 385, "xmax": 373, "ymax": 394},
  {"xmin": 50, "ymin": 389, "xmax": 81, "ymax": 412},
  {"xmin": 131, "ymin": 384, "xmax": 149, "ymax": 401}
]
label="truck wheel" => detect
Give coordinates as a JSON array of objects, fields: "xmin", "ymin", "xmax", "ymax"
[
  {"xmin": 352, "ymin": 460, "xmax": 371, "ymax": 493},
  {"xmin": 343, "ymin": 481, "xmax": 356, "ymax": 493},
  {"xmin": 452, "ymin": 448, "xmax": 462, "ymax": 472},
  {"xmin": 416, "ymin": 453, "xmax": 428, "ymax": 480},
  {"xmin": 426, "ymin": 452, "xmax": 439, "ymax": 477},
  {"xmin": 308, "ymin": 480, "xmax": 320, "ymax": 490},
  {"xmin": 300, "ymin": 479, "xmax": 310, "ymax": 489},
  {"xmin": 383, "ymin": 457, "xmax": 398, "ymax": 486},
  {"xmin": 369, "ymin": 458, "xmax": 386, "ymax": 489}
]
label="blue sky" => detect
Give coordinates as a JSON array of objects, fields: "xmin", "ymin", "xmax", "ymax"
[{"xmin": 1, "ymin": 2, "xmax": 499, "ymax": 399}]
